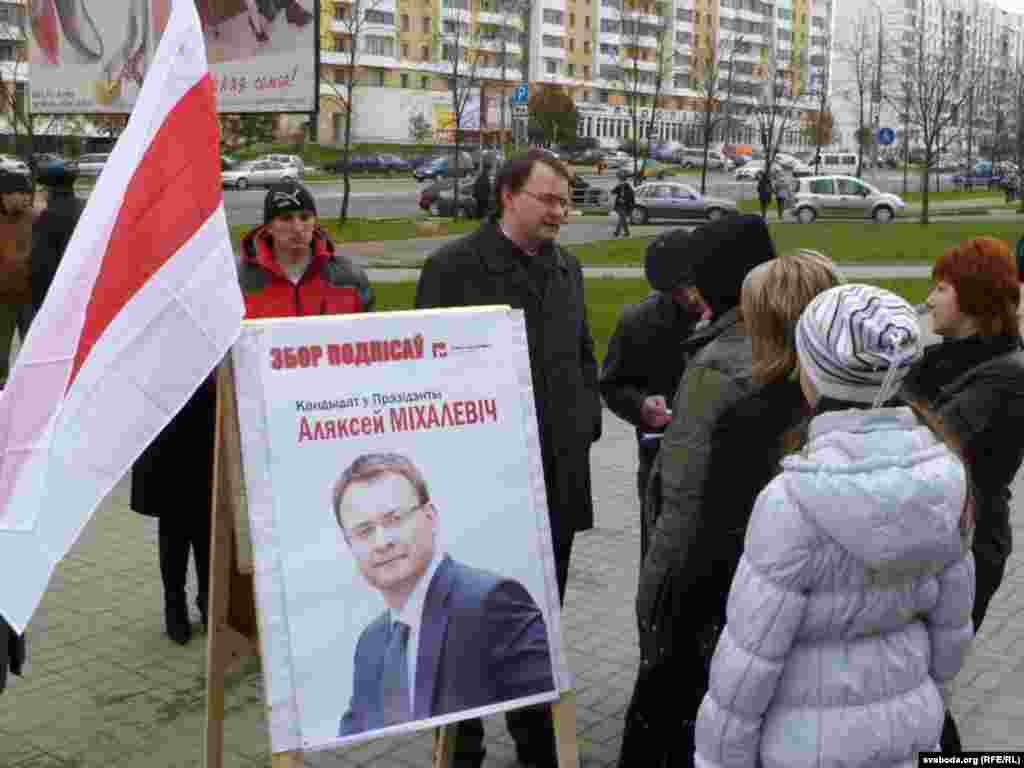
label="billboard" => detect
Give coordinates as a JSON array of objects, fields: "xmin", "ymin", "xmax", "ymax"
[{"xmin": 27, "ymin": 0, "xmax": 317, "ymax": 114}]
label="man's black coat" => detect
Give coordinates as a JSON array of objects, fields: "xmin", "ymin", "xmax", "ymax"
[{"xmin": 414, "ymin": 219, "xmax": 602, "ymax": 539}]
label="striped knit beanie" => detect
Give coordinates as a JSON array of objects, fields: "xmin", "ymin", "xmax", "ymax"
[{"xmin": 795, "ymin": 284, "xmax": 923, "ymax": 407}]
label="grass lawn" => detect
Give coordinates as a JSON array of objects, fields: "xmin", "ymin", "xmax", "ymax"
[
  {"xmin": 228, "ymin": 217, "xmax": 478, "ymax": 249},
  {"xmin": 373, "ymin": 277, "xmax": 930, "ymax": 363},
  {"xmin": 571, "ymin": 221, "xmax": 1024, "ymax": 267}
]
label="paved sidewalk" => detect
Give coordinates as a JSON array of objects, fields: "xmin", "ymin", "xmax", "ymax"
[{"xmin": 2, "ymin": 402, "xmax": 1023, "ymax": 766}]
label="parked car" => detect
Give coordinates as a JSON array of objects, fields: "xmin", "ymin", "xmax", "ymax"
[
  {"xmin": 602, "ymin": 150, "xmax": 633, "ymax": 169},
  {"xmin": 788, "ymin": 175, "xmax": 906, "ymax": 223},
  {"xmin": 260, "ymin": 154, "xmax": 305, "ymax": 176},
  {"xmin": 376, "ymin": 153, "xmax": 412, "ymax": 172},
  {"xmin": 953, "ymin": 161, "xmax": 1004, "ymax": 190},
  {"xmin": 628, "ymin": 181, "xmax": 738, "ymax": 224},
  {"xmin": 774, "ymin": 153, "xmax": 813, "ymax": 176},
  {"xmin": 413, "ymin": 152, "xmax": 475, "ymax": 181},
  {"xmin": 29, "ymin": 153, "xmax": 65, "ymax": 172},
  {"xmin": 221, "ymin": 160, "xmax": 298, "ymax": 189},
  {"xmin": 0, "ymin": 154, "xmax": 29, "ymax": 175},
  {"xmin": 569, "ymin": 148, "xmax": 606, "ymax": 165},
  {"xmin": 221, "ymin": 154, "xmax": 240, "ymax": 170},
  {"xmin": 735, "ymin": 162, "xmax": 783, "ymax": 181},
  {"xmin": 677, "ymin": 147, "xmax": 733, "ymax": 171},
  {"xmin": 71, "ymin": 152, "xmax": 109, "ymax": 177},
  {"xmin": 418, "ymin": 177, "xmax": 478, "ymax": 216},
  {"xmin": 570, "ymin": 175, "xmax": 607, "ymax": 207}
]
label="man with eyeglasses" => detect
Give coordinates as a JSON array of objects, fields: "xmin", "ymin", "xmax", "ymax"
[
  {"xmin": 415, "ymin": 149, "xmax": 601, "ymax": 768},
  {"xmin": 334, "ymin": 453, "xmax": 554, "ymax": 739},
  {"xmin": 238, "ymin": 180, "xmax": 374, "ymax": 319}
]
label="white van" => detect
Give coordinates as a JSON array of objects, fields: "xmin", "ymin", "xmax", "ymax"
[{"xmin": 816, "ymin": 152, "xmax": 859, "ymax": 175}]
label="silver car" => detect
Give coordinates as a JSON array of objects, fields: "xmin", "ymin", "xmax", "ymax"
[
  {"xmin": 629, "ymin": 182, "xmax": 738, "ymax": 224},
  {"xmin": 222, "ymin": 160, "xmax": 298, "ymax": 190},
  {"xmin": 789, "ymin": 175, "xmax": 906, "ymax": 224},
  {"xmin": 74, "ymin": 152, "xmax": 110, "ymax": 177}
]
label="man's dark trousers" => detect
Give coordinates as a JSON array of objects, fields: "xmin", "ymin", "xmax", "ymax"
[{"xmin": 453, "ymin": 531, "xmax": 573, "ymax": 768}]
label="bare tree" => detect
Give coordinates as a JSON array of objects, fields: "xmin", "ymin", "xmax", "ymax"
[
  {"xmin": 493, "ymin": 0, "xmax": 529, "ymax": 156},
  {"xmin": 692, "ymin": 34, "xmax": 741, "ymax": 194},
  {"xmin": 617, "ymin": 0, "xmax": 670, "ymax": 179},
  {"xmin": 321, "ymin": 0, "xmax": 386, "ymax": 224},
  {"xmin": 0, "ymin": 14, "xmax": 32, "ymax": 160},
  {"xmin": 752, "ymin": 48, "xmax": 804, "ymax": 178},
  {"xmin": 437, "ymin": 10, "xmax": 486, "ymax": 219},
  {"xmin": 886, "ymin": 1, "xmax": 985, "ymax": 224},
  {"xmin": 838, "ymin": 12, "xmax": 879, "ymax": 178},
  {"xmin": 806, "ymin": 51, "xmax": 832, "ymax": 175}
]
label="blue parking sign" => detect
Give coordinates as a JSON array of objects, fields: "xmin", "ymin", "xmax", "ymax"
[
  {"xmin": 878, "ymin": 127, "xmax": 896, "ymax": 146},
  {"xmin": 511, "ymin": 85, "xmax": 529, "ymax": 105}
]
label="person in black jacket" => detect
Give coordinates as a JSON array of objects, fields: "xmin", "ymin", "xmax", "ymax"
[
  {"xmin": 901, "ymin": 236, "xmax": 1024, "ymax": 752},
  {"xmin": 610, "ymin": 171, "xmax": 635, "ymax": 237},
  {"xmin": 599, "ymin": 229, "xmax": 708, "ymax": 557},
  {"xmin": 757, "ymin": 169, "xmax": 773, "ymax": 219},
  {"xmin": 415, "ymin": 149, "xmax": 601, "ymax": 768},
  {"xmin": 27, "ymin": 161, "xmax": 85, "ymax": 328},
  {"xmin": 617, "ymin": 246, "xmax": 838, "ymax": 768},
  {"xmin": 472, "ymin": 160, "xmax": 492, "ymax": 219}
]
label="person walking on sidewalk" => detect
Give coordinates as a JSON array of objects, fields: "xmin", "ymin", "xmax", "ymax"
[
  {"xmin": 757, "ymin": 169, "xmax": 773, "ymax": 220},
  {"xmin": 611, "ymin": 171, "xmax": 635, "ymax": 238},
  {"xmin": 415, "ymin": 149, "xmax": 602, "ymax": 768},
  {"xmin": 0, "ymin": 170, "xmax": 33, "ymax": 387},
  {"xmin": 901, "ymin": 236, "xmax": 1024, "ymax": 752},
  {"xmin": 132, "ymin": 181, "xmax": 374, "ymax": 647},
  {"xmin": 774, "ymin": 175, "xmax": 790, "ymax": 219},
  {"xmin": 696, "ymin": 284, "xmax": 975, "ymax": 768}
]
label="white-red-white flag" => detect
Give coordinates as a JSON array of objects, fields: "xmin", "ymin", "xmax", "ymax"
[{"xmin": 0, "ymin": 0, "xmax": 244, "ymax": 632}]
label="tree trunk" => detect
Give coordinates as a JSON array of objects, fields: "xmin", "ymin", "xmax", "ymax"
[
  {"xmin": 920, "ymin": 157, "xmax": 930, "ymax": 226},
  {"xmin": 339, "ymin": 83, "xmax": 354, "ymax": 224}
]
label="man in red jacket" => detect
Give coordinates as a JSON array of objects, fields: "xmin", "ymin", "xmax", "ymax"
[{"xmin": 239, "ymin": 181, "xmax": 374, "ymax": 318}]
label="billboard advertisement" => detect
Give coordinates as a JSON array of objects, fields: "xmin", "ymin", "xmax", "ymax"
[{"xmin": 27, "ymin": 0, "xmax": 317, "ymax": 114}]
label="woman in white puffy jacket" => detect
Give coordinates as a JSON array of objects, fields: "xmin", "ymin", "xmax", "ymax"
[{"xmin": 695, "ymin": 284, "xmax": 975, "ymax": 768}]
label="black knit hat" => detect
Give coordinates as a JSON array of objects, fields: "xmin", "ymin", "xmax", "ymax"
[
  {"xmin": 264, "ymin": 181, "xmax": 317, "ymax": 223},
  {"xmin": 646, "ymin": 214, "xmax": 775, "ymax": 313},
  {"xmin": 644, "ymin": 228, "xmax": 702, "ymax": 291},
  {"xmin": 0, "ymin": 171, "xmax": 32, "ymax": 195},
  {"xmin": 693, "ymin": 214, "xmax": 776, "ymax": 315}
]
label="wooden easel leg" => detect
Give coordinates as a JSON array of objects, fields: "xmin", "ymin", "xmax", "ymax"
[
  {"xmin": 433, "ymin": 724, "xmax": 458, "ymax": 768},
  {"xmin": 552, "ymin": 691, "xmax": 580, "ymax": 768},
  {"xmin": 204, "ymin": 433, "xmax": 235, "ymax": 768}
]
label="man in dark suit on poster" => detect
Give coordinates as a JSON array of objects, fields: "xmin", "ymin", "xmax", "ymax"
[{"xmin": 335, "ymin": 452, "xmax": 555, "ymax": 738}]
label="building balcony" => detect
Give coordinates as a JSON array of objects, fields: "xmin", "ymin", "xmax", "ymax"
[
  {"xmin": 477, "ymin": 37, "xmax": 522, "ymax": 53},
  {"xmin": 541, "ymin": 45, "xmax": 568, "ymax": 60},
  {"xmin": 541, "ymin": 22, "xmax": 566, "ymax": 37},
  {"xmin": 622, "ymin": 57, "xmax": 659, "ymax": 71},
  {"xmin": 476, "ymin": 10, "xmax": 522, "ymax": 26}
]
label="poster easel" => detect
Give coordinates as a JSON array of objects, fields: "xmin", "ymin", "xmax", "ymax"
[{"xmin": 204, "ymin": 359, "xmax": 580, "ymax": 768}]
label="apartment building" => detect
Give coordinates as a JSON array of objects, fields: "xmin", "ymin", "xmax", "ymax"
[
  {"xmin": 831, "ymin": 0, "xmax": 1024, "ymax": 155},
  {"xmin": 318, "ymin": 0, "xmax": 836, "ymax": 148},
  {"xmin": 0, "ymin": 0, "xmax": 26, "ymax": 112}
]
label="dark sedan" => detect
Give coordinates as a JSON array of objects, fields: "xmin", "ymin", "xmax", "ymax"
[{"xmin": 418, "ymin": 178, "xmax": 479, "ymax": 217}]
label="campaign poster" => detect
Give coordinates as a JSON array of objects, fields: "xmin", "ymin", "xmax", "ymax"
[
  {"xmin": 28, "ymin": 0, "xmax": 317, "ymax": 114},
  {"xmin": 232, "ymin": 308, "xmax": 569, "ymax": 752}
]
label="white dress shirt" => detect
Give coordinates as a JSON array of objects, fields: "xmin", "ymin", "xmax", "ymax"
[{"xmin": 391, "ymin": 550, "xmax": 444, "ymax": 711}]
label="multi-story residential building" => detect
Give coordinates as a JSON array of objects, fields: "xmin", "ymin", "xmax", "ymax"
[
  {"xmin": 0, "ymin": 0, "xmax": 27, "ymax": 117},
  {"xmin": 316, "ymin": 0, "xmax": 837, "ymax": 149},
  {"xmin": 831, "ymin": 0, "xmax": 1024, "ymax": 156}
]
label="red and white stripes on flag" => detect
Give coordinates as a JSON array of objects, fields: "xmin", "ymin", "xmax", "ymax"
[{"xmin": 0, "ymin": 0, "xmax": 244, "ymax": 633}]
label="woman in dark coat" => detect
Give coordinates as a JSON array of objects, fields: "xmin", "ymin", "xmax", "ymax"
[
  {"xmin": 131, "ymin": 378, "xmax": 216, "ymax": 645},
  {"xmin": 901, "ymin": 236, "xmax": 1024, "ymax": 751}
]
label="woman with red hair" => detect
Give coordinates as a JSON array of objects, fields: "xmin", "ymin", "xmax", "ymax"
[{"xmin": 903, "ymin": 236, "xmax": 1024, "ymax": 750}]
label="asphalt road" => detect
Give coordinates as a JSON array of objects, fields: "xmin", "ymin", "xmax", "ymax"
[{"xmin": 221, "ymin": 168, "xmax": 961, "ymax": 228}]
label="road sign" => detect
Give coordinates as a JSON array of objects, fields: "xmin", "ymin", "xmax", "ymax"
[
  {"xmin": 511, "ymin": 85, "xmax": 529, "ymax": 106},
  {"xmin": 878, "ymin": 127, "xmax": 896, "ymax": 146},
  {"xmin": 512, "ymin": 104, "xmax": 529, "ymax": 117}
]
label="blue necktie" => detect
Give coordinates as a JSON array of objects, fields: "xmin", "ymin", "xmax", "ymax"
[{"xmin": 380, "ymin": 620, "xmax": 411, "ymax": 726}]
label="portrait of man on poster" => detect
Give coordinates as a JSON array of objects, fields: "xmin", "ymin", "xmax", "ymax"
[{"xmin": 334, "ymin": 452, "xmax": 555, "ymax": 737}]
